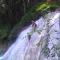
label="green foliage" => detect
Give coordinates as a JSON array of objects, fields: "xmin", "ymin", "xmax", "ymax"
[
  {"xmin": 0, "ymin": 23, "xmax": 11, "ymax": 43},
  {"xmin": 16, "ymin": 2, "xmax": 60, "ymax": 27}
]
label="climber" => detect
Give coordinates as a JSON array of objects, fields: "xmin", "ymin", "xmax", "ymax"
[
  {"xmin": 31, "ymin": 20, "xmax": 37, "ymax": 32},
  {"xmin": 27, "ymin": 20, "xmax": 37, "ymax": 41}
]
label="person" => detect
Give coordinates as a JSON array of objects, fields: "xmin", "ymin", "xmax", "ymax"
[
  {"xmin": 31, "ymin": 20, "xmax": 37, "ymax": 32},
  {"xmin": 27, "ymin": 20, "xmax": 37, "ymax": 41}
]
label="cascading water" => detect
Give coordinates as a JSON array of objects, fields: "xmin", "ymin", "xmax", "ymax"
[{"xmin": 0, "ymin": 11, "xmax": 60, "ymax": 60}]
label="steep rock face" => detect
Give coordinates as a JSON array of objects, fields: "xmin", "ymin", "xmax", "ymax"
[
  {"xmin": 0, "ymin": 11, "xmax": 60, "ymax": 60},
  {"xmin": 24, "ymin": 11, "xmax": 60, "ymax": 60}
]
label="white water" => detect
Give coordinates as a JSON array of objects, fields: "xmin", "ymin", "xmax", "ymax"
[{"xmin": 0, "ymin": 11, "xmax": 60, "ymax": 60}]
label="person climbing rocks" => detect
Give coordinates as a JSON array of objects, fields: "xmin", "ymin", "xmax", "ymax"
[
  {"xmin": 27, "ymin": 20, "xmax": 37, "ymax": 41},
  {"xmin": 31, "ymin": 20, "xmax": 37, "ymax": 32}
]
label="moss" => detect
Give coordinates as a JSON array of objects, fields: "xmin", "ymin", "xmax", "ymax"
[{"xmin": 17, "ymin": 2, "xmax": 60, "ymax": 27}]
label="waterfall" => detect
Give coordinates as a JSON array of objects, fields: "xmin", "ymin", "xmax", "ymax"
[{"xmin": 0, "ymin": 11, "xmax": 60, "ymax": 60}]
